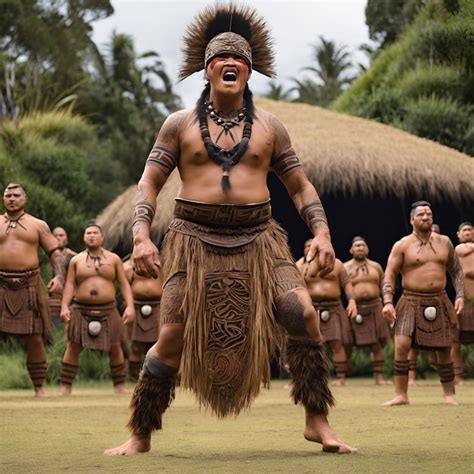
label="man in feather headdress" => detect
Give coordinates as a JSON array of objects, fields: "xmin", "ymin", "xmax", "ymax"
[{"xmin": 105, "ymin": 3, "xmax": 356, "ymax": 456}]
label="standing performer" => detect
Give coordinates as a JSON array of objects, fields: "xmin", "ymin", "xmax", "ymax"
[
  {"xmin": 297, "ymin": 239, "xmax": 356, "ymax": 386},
  {"xmin": 451, "ymin": 222, "xmax": 474, "ymax": 384},
  {"xmin": 47, "ymin": 227, "xmax": 77, "ymax": 327},
  {"xmin": 383, "ymin": 201, "xmax": 464, "ymax": 406},
  {"xmin": 59, "ymin": 222, "xmax": 135, "ymax": 395},
  {"xmin": 344, "ymin": 237, "xmax": 391, "ymax": 385},
  {"xmin": 105, "ymin": 4, "xmax": 356, "ymax": 456},
  {"xmin": 0, "ymin": 183, "xmax": 64, "ymax": 396},
  {"xmin": 123, "ymin": 256, "xmax": 162, "ymax": 382}
]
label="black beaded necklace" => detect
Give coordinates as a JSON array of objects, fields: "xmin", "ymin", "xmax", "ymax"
[{"xmin": 197, "ymin": 83, "xmax": 255, "ymax": 192}]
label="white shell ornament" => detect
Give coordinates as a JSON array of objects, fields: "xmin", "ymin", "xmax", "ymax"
[
  {"xmin": 88, "ymin": 321, "xmax": 102, "ymax": 336},
  {"xmin": 320, "ymin": 310, "xmax": 330, "ymax": 322},
  {"xmin": 140, "ymin": 304, "xmax": 153, "ymax": 316},
  {"xmin": 355, "ymin": 314, "xmax": 363, "ymax": 324},
  {"xmin": 423, "ymin": 306, "xmax": 437, "ymax": 321}
]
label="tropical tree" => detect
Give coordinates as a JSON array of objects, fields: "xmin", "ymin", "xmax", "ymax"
[
  {"xmin": 291, "ymin": 36, "xmax": 355, "ymax": 107},
  {"xmin": 263, "ymin": 81, "xmax": 292, "ymax": 101},
  {"xmin": 77, "ymin": 32, "xmax": 182, "ymax": 182}
]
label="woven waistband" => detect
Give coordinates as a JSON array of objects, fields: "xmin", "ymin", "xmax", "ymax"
[
  {"xmin": 356, "ymin": 297, "xmax": 382, "ymax": 307},
  {"xmin": 312, "ymin": 298, "xmax": 341, "ymax": 308},
  {"xmin": 174, "ymin": 198, "xmax": 272, "ymax": 227},
  {"xmin": 0, "ymin": 268, "xmax": 39, "ymax": 279},
  {"xmin": 134, "ymin": 298, "xmax": 161, "ymax": 305},
  {"xmin": 72, "ymin": 300, "xmax": 116, "ymax": 310},
  {"xmin": 403, "ymin": 290, "xmax": 446, "ymax": 298}
]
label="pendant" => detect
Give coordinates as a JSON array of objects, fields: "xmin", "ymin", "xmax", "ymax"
[{"xmin": 11, "ymin": 222, "xmax": 16, "ymax": 228}]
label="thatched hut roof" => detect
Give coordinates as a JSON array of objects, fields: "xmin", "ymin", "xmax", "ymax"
[{"xmin": 97, "ymin": 97, "xmax": 473, "ymax": 256}]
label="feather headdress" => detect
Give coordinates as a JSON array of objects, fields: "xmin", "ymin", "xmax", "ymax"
[{"xmin": 179, "ymin": 3, "xmax": 276, "ymax": 80}]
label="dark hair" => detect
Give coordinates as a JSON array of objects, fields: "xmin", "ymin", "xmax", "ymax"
[
  {"xmin": 458, "ymin": 221, "xmax": 472, "ymax": 231},
  {"xmin": 4, "ymin": 182, "xmax": 27, "ymax": 195},
  {"xmin": 410, "ymin": 200, "xmax": 431, "ymax": 218},
  {"xmin": 351, "ymin": 236, "xmax": 366, "ymax": 245},
  {"xmin": 83, "ymin": 220, "xmax": 103, "ymax": 234}
]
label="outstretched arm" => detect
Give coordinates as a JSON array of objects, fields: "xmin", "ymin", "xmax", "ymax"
[
  {"xmin": 447, "ymin": 242, "xmax": 464, "ymax": 315},
  {"xmin": 132, "ymin": 111, "xmax": 184, "ymax": 277},
  {"xmin": 270, "ymin": 115, "xmax": 334, "ymax": 276},
  {"xmin": 116, "ymin": 257, "xmax": 135, "ymax": 324}
]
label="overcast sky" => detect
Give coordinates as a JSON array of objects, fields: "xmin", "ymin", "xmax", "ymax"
[{"xmin": 92, "ymin": 0, "xmax": 371, "ymax": 107}]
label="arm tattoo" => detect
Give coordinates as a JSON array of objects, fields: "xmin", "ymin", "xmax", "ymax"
[
  {"xmin": 382, "ymin": 281, "xmax": 394, "ymax": 305},
  {"xmin": 447, "ymin": 245, "xmax": 465, "ymax": 300},
  {"xmin": 300, "ymin": 200, "xmax": 328, "ymax": 232},
  {"xmin": 271, "ymin": 148, "xmax": 302, "ymax": 179},
  {"xmin": 340, "ymin": 268, "xmax": 350, "ymax": 289},
  {"xmin": 132, "ymin": 200, "xmax": 155, "ymax": 228},
  {"xmin": 50, "ymin": 249, "xmax": 66, "ymax": 281},
  {"xmin": 146, "ymin": 145, "xmax": 178, "ymax": 176}
]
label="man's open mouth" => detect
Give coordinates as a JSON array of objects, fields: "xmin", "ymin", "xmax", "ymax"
[{"xmin": 222, "ymin": 71, "xmax": 237, "ymax": 82}]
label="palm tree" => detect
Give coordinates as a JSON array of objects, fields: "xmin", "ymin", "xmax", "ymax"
[
  {"xmin": 292, "ymin": 36, "xmax": 355, "ymax": 107},
  {"xmin": 263, "ymin": 81, "xmax": 292, "ymax": 101}
]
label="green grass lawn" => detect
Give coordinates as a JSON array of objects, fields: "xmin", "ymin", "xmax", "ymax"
[{"xmin": 0, "ymin": 379, "xmax": 473, "ymax": 473}]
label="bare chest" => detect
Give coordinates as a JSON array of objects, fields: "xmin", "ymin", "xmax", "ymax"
[
  {"xmin": 0, "ymin": 221, "xmax": 38, "ymax": 246},
  {"xmin": 404, "ymin": 243, "xmax": 449, "ymax": 268},
  {"xmin": 75, "ymin": 257, "xmax": 116, "ymax": 283}
]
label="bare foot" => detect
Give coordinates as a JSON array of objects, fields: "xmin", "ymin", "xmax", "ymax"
[
  {"xmin": 443, "ymin": 395, "xmax": 459, "ymax": 406},
  {"xmin": 375, "ymin": 379, "xmax": 392, "ymax": 386},
  {"xmin": 455, "ymin": 378, "xmax": 469, "ymax": 386},
  {"xmin": 283, "ymin": 383, "xmax": 290, "ymax": 390},
  {"xmin": 304, "ymin": 425, "xmax": 357, "ymax": 453},
  {"xmin": 383, "ymin": 395, "xmax": 409, "ymax": 406},
  {"xmin": 104, "ymin": 435, "xmax": 151, "ymax": 456},
  {"xmin": 114, "ymin": 384, "xmax": 129, "ymax": 394},
  {"xmin": 331, "ymin": 379, "xmax": 345, "ymax": 387},
  {"xmin": 34, "ymin": 388, "xmax": 50, "ymax": 398},
  {"xmin": 60, "ymin": 384, "xmax": 72, "ymax": 396},
  {"xmin": 408, "ymin": 379, "xmax": 417, "ymax": 387}
]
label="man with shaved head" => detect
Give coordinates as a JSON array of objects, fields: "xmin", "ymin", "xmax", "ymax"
[
  {"xmin": 383, "ymin": 201, "xmax": 464, "ymax": 406},
  {"xmin": 344, "ymin": 236, "xmax": 391, "ymax": 385},
  {"xmin": 0, "ymin": 183, "xmax": 65, "ymax": 396},
  {"xmin": 47, "ymin": 227, "xmax": 77, "ymax": 327}
]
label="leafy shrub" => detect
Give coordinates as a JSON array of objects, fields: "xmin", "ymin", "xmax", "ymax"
[{"xmin": 400, "ymin": 95, "xmax": 471, "ymax": 151}]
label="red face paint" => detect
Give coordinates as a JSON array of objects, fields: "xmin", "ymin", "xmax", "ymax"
[{"xmin": 209, "ymin": 58, "xmax": 220, "ymax": 69}]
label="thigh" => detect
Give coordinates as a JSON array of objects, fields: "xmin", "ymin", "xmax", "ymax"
[{"xmin": 160, "ymin": 271, "xmax": 186, "ymax": 325}]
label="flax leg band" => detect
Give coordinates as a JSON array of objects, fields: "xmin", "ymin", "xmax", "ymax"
[
  {"xmin": 60, "ymin": 362, "xmax": 79, "ymax": 386},
  {"xmin": 128, "ymin": 360, "xmax": 142, "ymax": 382},
  {"xmin": 408, "ymin": 360, "xmax": 417, "ymax": 372},
  {"xmin": 285, "ymin": 338, "xmax": 334, "ymax": 416},
  {"xmin": 394, "ymin": 360, "xmax": 409, "ymax": 376},
  {"xmin": 110, "ymin": 363, "xmax": 126, "ymax": 386},
  {"xmin": 372, "ymin": 360, "xmax": 384, "ymax": 375},
  {"xmin": 437, "ymin": 362, "xmax": 455, "ymax": 384},
  {"xmin": 127, "ymin": 355, "xmax": 178, "ymax": 436},
  {"xmin": 27, "ymin": 360, "xmax": 47, "ymax": 388},
  {"xmin": 333, "ymin": 361, "xmax": 347, "ymax": 379}
]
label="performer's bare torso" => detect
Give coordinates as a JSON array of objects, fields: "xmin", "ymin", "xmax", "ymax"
[
  {"xmin": 124, "ymin": 260, "xmax": 163, "ymax": 300},
  {"xmin": 456, "ymin": 242, "xmax": 474, "ymax": 297},
  {"xmin": 73, "ymin": 250, "xmax": 118, "ymax": 304},
  {"xmin": 398, "ymin": 233, "xmax": 451, "ymax": 293},
  {"xmin": 176, "ymin": 107, "xmax": 273, "ymax": 204},
  {"xmin": 298, "ymin": 259, "xmax": 343, "ymax": 301},
  {"xmin": 0, "ymin": 213, "xmax": 55, "ymax": 271},
  {"xmin": 345, "ymin": 259, "xmax": 382, "ymax": 301}
]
